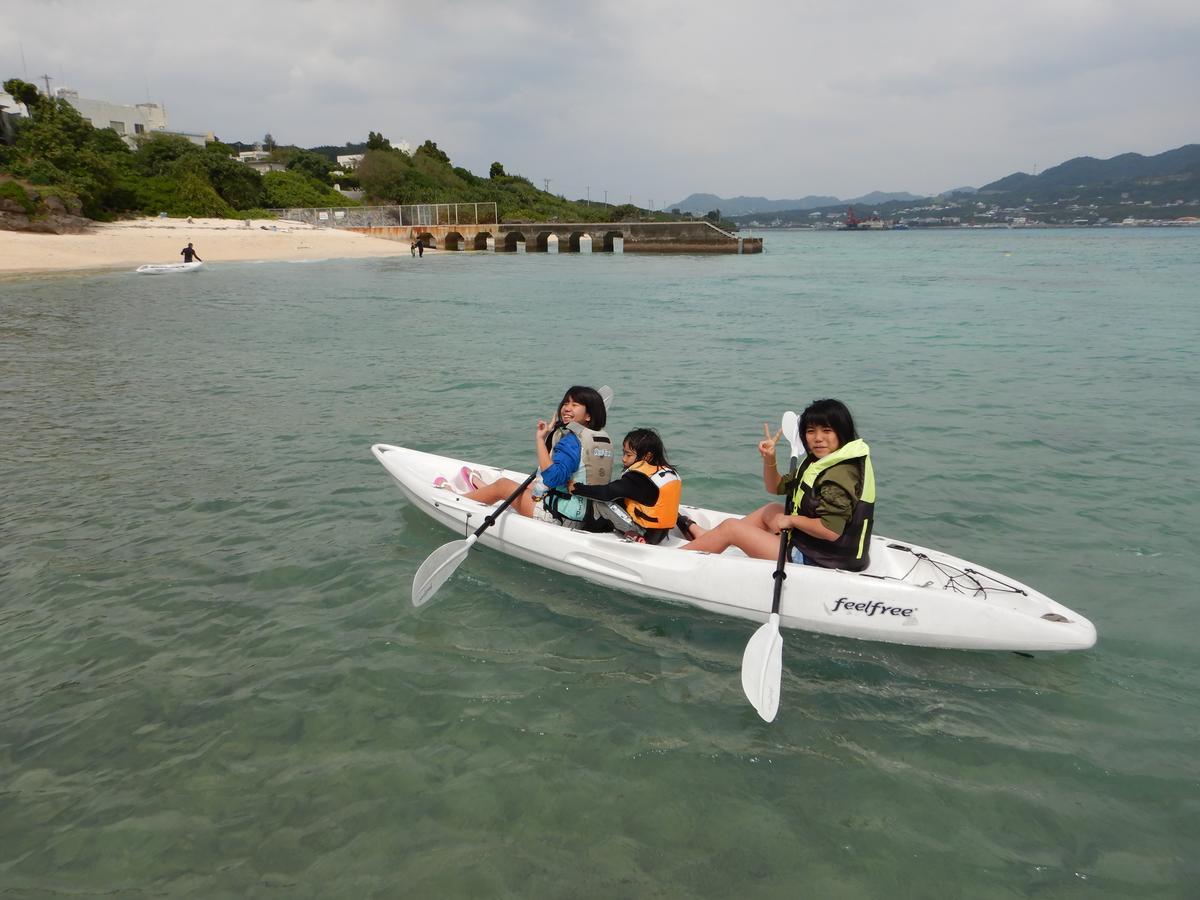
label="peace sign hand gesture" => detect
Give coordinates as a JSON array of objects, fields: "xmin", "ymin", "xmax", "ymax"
[{"xmin": 758, "ymin": 422, "xmax": 783, "ymax": 462}]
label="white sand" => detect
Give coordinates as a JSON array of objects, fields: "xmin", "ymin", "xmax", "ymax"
[{"xmin": 0, "ymin": 216, "xmax": 413, "ymax": 274}]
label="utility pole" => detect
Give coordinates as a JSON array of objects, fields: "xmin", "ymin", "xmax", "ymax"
[
  {"xmin": 543, "ymin": 178, "xmax": 551, "ymax": 193},
  {"xmin": 40, "ymin": 73, "xmax": 53, "ymax": 96},
  {"xmin": 586, "ymin": 186, "xmax": 590, "ymax": 207}
]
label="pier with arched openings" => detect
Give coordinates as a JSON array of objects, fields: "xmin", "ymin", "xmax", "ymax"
[{"xmin": 265, "ymin": 202, "xmax": 762, "ymax": 254}]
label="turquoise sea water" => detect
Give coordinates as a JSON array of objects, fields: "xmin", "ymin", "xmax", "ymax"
[{"xmin": 2, "ymin": 229, "xmax": 1198, "ymax": 897}]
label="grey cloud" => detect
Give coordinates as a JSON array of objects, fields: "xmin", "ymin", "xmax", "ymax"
[{"xmin": 4, "ymin": 0, "xmax": 1196, "ymax": 199}]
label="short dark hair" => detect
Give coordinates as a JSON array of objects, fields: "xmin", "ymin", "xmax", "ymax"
[
  {"xmin": 623, "ymin": 427, "xmax": 670, "ymax": 467},
  {"xmin": 799, "ymin": 399, "xmax": 858, "ymax": 452},
  {"xmin": 558, "ymin": 385, "xmax": 607, "ymax": 431}
]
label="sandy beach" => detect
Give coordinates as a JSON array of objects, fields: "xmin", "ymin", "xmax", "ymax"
[{"xmin": 0, "ymin": 216, "xmax": 413, "ymax": 274}]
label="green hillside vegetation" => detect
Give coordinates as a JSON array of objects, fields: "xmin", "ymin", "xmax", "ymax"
[
  {"xmin": 980, "ymin": 145, "xmax": 1200, "ymax": 195},
  {"xmin": 0, "ymin": 77, "xmax": 350, "ymax": 220},
  {"xmin": 0, "ymin": 76, "xmax": 691, "ymax": 225},
  {"xmin": 349, "ymin": 136, "xmax": 676, "ymax": 224}
]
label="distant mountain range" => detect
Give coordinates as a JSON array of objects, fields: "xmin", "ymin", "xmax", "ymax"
[
  {"xmin": 974, "ymin": 144, "xmax": 1200, "ymax": 196},
  {"xmin": 669, "ymin": 191, "xmax": 922, "ymax": 216},
  {"xmin": 677, "ymin": 144, "xmax": 1200, "ymax": 218}
]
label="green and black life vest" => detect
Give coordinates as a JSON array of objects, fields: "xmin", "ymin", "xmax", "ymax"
[{"xmin": 788, "ymin": 439, "xmax": 875, "ymax": 572}]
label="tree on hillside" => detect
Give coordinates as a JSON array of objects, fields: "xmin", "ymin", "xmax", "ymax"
[
  {"xmin": 415, "ymin": 140, "xmax": 450, "ymax": 165},
  {"xmin": 489, "ymin": 161, "xmax": 505, "ymax": 179},
  {"xmin": 200, "ymin": 148, "xmax": 266, "ymax": 209},
  {"xmin": 2, "ymin": 78, "xmax": 41, "ymax": 111},
  {"xmin": 135, "ymin": 133, "xmax": 203, "ymax": 176},
  {"xmin": 357, "ymin": 149, "xmax": 409, "ymax": 200},
  {"xmin": 366, "ymin": 131, "xmax": 392, "ymax": 151},
  {"xmin": 262, "ymin": 133, "xmax": 277, "ymax": 151},
  {"xmin": 174, "ymin": 169, "xmax": 235, "ymax": 217},
  {"xmin": 285, "ymin": 148, "xmax": 333, "ymax": 184},
  {"xmin": 262, "ymin": 169, "xmax": 348, "ymax": 208}
]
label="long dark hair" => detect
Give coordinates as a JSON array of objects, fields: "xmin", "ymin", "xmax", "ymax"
[
  {"xmin": 624, "ymin": 427, "xmax": 670, "ymax": 467},
  {"xmin": 555, "ymin": 385, "xmax": 607, "ymax": 430},
  {"xmin": 798, "ymin": 399, "xmax": 858, "ymax": 453}
]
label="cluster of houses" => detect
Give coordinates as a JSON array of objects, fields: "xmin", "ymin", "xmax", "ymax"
[{"xmin": 746, "ymin": 193, "xmax": 1200, "ymax": 229}]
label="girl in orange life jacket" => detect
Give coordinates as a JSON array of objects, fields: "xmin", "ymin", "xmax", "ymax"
[
  {"xmin": 460, "ymin": 386, "xmax": 612, "ymax": 522},
  {"xmin": 570, "ymin": 428, "xmax": 682, "ymax": 544},
  {"xmin": 679, "ymin": 399, "xmax": 876, "ymax": 571}
]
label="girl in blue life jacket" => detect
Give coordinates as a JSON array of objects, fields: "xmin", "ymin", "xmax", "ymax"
[
  {"xmin": 570, "ymin": 428, "xmax": 682, "ymax": 544},
  {"xmin": 679, "ymin": 399, "xmax": 876, "ymax": 572},
  {"xmin": 460, "ymin": 386, "xmax": 614, "ymax": 526}
]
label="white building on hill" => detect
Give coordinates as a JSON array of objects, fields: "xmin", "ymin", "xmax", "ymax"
[
  {"xmin": 54, "ymin": 88, "xmax": 208, "ymax": 147},
  {"xmin": 0, "ymin": 90, "xmax": 29, "ymax": 145},
  {"xmin": 0, "ymin": 89, "xmax": 29, "ymax": 117}
]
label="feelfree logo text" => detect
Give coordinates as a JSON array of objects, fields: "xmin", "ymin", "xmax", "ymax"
[{"xmin": 831, "ymin": 597, "xmax": 916, "ymax": 618}]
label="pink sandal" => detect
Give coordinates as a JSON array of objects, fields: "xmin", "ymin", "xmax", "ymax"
[{"xmin": 456, "ymin": 467, "xmax": 483, "ymax": 491}]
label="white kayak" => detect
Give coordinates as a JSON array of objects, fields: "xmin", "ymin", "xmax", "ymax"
[
  {"xmin": 371, "ymin": 444, "xmax": 1097, "ymax": 653},
  {"xmin": 135, "ymin": 261, "xmax": 203, "ymax": 274}
]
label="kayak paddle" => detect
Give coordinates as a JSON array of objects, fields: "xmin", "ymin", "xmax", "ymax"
[
  {"xmin": 411, "ymin": 385, "xmax": 613, "ymax": 607},
  {"xmin": 741, "ymin": 410, "xmax": 801, "ymax": 722}
]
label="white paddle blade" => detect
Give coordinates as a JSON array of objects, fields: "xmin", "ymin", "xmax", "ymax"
[
  {"xmin": 741, "ymin": 613, "xmax": 784, "ymax": 722},
  {"xmin": 599, "ymin": 384, "xmax": 614, "ymax": 411},
  {"xmin": 781, "ymin": 410, "xmax": 801, "ymax": 461},
  {"xmin": 412, "ymin": 539, "xmax": 471, "ymax": 607}
]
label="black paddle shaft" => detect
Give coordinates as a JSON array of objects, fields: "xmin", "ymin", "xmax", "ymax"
[
  {"xmin": 474, "ymin": 469, "xmax": 538, "ymax": 537},
  {"xmin": 769, "ymin": 453, "xmax": 801, "ymax": 615},
  {"xmin": 473, "ymin": 414, "xmax": 565, "ymax": 538}
]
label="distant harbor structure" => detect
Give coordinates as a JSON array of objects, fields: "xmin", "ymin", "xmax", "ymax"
[{"xmin": 266, "ymin": 203, "xmax": 762, "ymax": 253}]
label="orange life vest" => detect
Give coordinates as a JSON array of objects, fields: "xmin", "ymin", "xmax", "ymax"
[{"xmin": 624, "ymin": 460, "xmax": 681, "ymax": 529}]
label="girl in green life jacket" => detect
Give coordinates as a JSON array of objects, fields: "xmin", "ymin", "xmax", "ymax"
[{"xmin": 679, "ymin": 399, "xmax": 876, "ymax": 571}]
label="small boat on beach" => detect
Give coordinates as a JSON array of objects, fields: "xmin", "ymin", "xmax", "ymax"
[
  {"xmin": 372, "ymin": 444, "xmax": 1097, "ymax": 654},
  {"xmin": 135, "ymin": 261, "xmax": 204, "ymax": 275}
]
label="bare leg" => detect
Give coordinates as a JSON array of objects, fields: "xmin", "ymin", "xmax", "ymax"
[
  {"xmin": 684, "ymin": 501, "xmax": 783, "ymax": 540},
  {"xmin": 464, "ymin": 477, "xmax": 535, "ymax": 517},
  {"xmin": 682, "ymin": 501, "xmax": 785, "ymax": 560}
]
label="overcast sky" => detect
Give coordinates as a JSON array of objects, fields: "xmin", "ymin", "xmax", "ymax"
[{"xmin": 6, "ymin": 0, "xmax": 1198, "ymax": 204}]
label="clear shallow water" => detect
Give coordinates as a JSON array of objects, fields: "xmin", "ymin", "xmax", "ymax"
[{"xmin": 2, "ymin": 230, "xmax": 1198, "ymax": 897}]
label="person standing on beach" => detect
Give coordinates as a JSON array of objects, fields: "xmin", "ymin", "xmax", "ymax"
[{"xmin": 180, "ymin": 242, "xmax": 202, "ymax": 263}]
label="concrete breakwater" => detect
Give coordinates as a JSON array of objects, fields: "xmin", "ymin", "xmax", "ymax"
[
  {"xmin": 266, "ymin": 203, "xmax": 761, "ymax": 253},
  {"xmin": 352, "ymin": 221, "xmax": 761, "ymax": 254}
]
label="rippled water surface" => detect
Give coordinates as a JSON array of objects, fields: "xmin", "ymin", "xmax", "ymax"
[{"xmin": 3, "ymin": 229, "xmax": 1198, "ymax": 897}]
